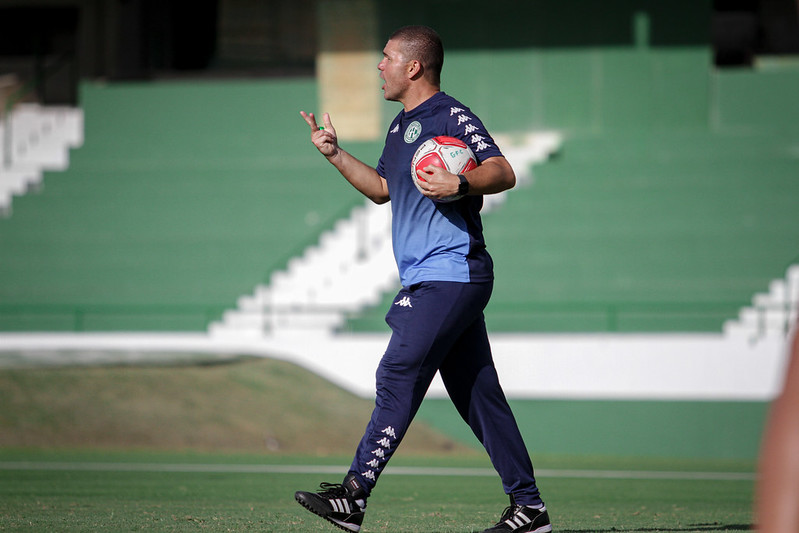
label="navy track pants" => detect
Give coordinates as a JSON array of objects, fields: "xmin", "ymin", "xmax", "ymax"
[{"xmin": 347, "ymin": 280, "xmax": 543, "ymax": 506}]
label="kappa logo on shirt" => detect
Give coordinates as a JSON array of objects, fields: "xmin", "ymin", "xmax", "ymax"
[
  {"xmin": 394, "ymin": 296, "xmax": 412, "ymax": 308},
  {"xmin": 470, "ymin": 134, "xmax": 492, "ymax": 151}
]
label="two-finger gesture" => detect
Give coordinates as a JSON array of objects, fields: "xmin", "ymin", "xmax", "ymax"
[{"xmin": 300, "ymin": 111, "xmax": 338, "ymax": 158}]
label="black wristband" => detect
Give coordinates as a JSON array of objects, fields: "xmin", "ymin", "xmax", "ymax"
[{"xmin": 457, "ymin": 174, "xmax": 469, "ymax": 196}]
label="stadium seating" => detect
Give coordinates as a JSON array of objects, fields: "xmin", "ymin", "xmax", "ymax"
[
  {"xmin": 485, "ymin": 126, "xmax": 799, "ymax": 331},
  {"xmin": 1, "ymin": 47, "xmax": 797, "ymax": 334},
  {"xmin": 348, "ymin": 59, "xmax": 799, "ymax": 333},
  {"xmin": 0, "ymin": 80, "xmax": 369, "ymax": 330}
]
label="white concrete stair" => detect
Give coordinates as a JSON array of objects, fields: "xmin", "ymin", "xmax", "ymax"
[
  {"xmin": 210, "ymin": 201, "xmax": 396, "ymax": 337},
  {"xmin": 724, "ymin": 264, "xmax": 799, "ymax": 342},
  {"xmin": 0, "ymin": 103, "xmax": 84, "ymax": 215}
]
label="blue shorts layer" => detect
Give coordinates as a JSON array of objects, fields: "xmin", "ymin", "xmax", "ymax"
[{"xmin": 347, "ymin": 280, "xmax": 542, "ymax": 506}]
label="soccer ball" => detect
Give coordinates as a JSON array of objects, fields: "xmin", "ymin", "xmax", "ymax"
[{"xmin": 411, "ymin": 136, "xmax": 478, "ymax": 203}]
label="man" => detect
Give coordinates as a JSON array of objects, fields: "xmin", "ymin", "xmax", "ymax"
[{"xmin": 296, "ymin": 25, "xmax": 550, "ymax": 533}]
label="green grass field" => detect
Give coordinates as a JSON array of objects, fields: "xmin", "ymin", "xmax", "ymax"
[
  {"xmin": 0, "ymin": 450, "xmax": 754, "ymax": 532},
  {"xmin": 0, "ymin": 354, "xmax": 757, "ymax": 532}
]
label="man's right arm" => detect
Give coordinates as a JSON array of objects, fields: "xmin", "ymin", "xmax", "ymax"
[
  {"xmin": 300, "ymin": 111, "xmax": 390, "ymax": 205},
  {"xmin": 326, "ymin": 147, "xmax": 390, "ymax": 205}
]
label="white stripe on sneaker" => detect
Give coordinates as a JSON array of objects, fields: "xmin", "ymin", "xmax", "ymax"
[
  {"xmin": 328, "ymin": 498, "xmax": 352, "ymax": 513},
  {"xmin": 507, "ymin": 512, "xmax": 532, "ymax": 528},
  {"xmin": 330, "ymin": 498, "xmax": 349, "ymax": 513}
]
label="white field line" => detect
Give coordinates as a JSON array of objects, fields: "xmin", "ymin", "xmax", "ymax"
[{"xmin": 0, "ymin": 461, "xmax": 755, "ymax": 481}]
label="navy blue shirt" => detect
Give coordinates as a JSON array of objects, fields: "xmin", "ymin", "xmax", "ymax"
[{"xmin": 376, "ymin": 92, "xmax": 504, "ymax": 287}]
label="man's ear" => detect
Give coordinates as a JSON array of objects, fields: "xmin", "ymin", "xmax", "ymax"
[{"xmin": 407, "ymin": 59, "xmax": 423, "ymax": 80}]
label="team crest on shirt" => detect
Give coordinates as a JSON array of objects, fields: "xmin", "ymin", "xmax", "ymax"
[{"xmin": 404, "ymin": 121, "xmax": 422, "ymax": 143}]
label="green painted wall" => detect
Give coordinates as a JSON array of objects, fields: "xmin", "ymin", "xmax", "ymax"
[
  {"xmin": 417, "ymin": 398, "xmax": 769, "ymax": 459},
  {"xmin": 378, "ymin": 0, "xmax": 713, "ymax": 135}
]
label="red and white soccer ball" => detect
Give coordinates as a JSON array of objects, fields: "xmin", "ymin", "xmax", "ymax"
[{"xmin": 411, "ymin": 135, "xmax": 478, "ymax": 203}]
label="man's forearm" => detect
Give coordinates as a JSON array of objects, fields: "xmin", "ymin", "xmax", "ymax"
[
  {"xmin": 327, "ymin": 149, "xmax": 390, "ymax": 204},
  {"xmin": 463, "ymin": 156, "xmax": 516, "ymax": 195}
]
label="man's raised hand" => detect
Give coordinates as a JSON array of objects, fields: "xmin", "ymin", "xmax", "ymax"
[{"xmin": 300, "ymin": 111, "xmax": 338, "ymax": 158}]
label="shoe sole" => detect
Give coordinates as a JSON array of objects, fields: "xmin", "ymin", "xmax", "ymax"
[{"xmin": 294, "ymin": 492, "xmax": 361, "ymax": 533}]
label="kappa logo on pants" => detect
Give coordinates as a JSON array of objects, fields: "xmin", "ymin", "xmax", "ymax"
[{"xmin": 394, "ymin": 296, "xmax": 412, "ymax": 308}]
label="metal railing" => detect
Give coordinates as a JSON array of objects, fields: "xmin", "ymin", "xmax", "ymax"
[
  {"xmin": 0, "ymin": 304, "xmax": 228, "ymax": 332},
  {"xmin": 479, "ymin": 301, "xmax": 746, "ymax": 333},
  {"xmin": 1, "ymin": 299, "xmax": 795, "ymax": 336}
]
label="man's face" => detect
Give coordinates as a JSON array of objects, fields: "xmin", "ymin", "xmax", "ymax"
[{"xmin": 378, "ymin": 39, "xmax": 411, "ymax": 102}]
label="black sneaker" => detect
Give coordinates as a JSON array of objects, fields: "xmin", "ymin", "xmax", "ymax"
[
  {"xmin": 295, "ymin": 473, "xmax": 367, "ymax": 532},
  {"xmin": 481, "ymin": 495, "xmax": 552, "ymax": 533}
]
